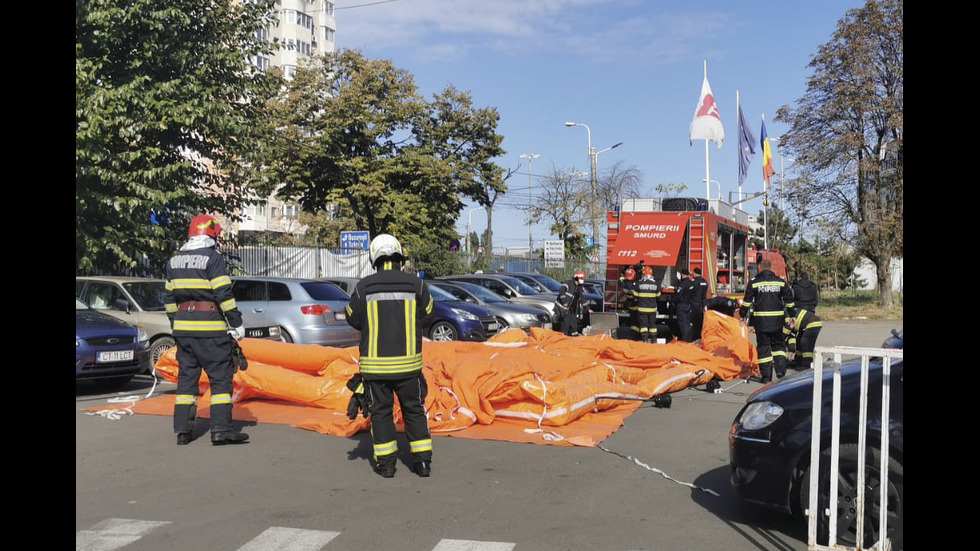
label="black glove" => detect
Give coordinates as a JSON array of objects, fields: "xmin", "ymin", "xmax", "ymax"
[
  {"xmin": 230, "ymin": 339, "xmax": 248, "ymax": 372},
  {"xmin": 346, "ymin": 374, "xmax": 370, "ymax": 420}
]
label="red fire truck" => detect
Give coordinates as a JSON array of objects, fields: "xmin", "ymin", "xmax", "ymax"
[{"xmin": 603, "ymin": 197, "xmax": 787, "ymax": 317}]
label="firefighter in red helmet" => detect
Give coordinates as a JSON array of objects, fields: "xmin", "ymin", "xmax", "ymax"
[
  {"xmin": 620, "ymin": 267, "xmax": 640, "ymax": 338},
  {"xmin": 164, "ymin": 214, "xmax": 249, "ymax": 446}
]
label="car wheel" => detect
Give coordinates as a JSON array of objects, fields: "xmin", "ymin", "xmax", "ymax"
[
  {"xmin": 799, "ymin": 443, "xmax": 903, "ymax": 550},
  {"xmin": 93, "ymin": 375, "xmax": 134, "ymax": 390},
  {"xmin": 150, "ymin": 336, "xmax": 176, "ymax": 370},
  {"xmin": 280, "ymin": 329, "xmax": 294, "ymax": 343},
  {"xmin": 495, "ymin": 317, "xmax": 510, "ymax": 332},
  {"xmin": 429, "ymin": 321, "xmax": 459, "ymax": 341}
]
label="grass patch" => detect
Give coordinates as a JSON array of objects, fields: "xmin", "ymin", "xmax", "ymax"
[{"xmin": 818, "ymin": 290, "xmax": 903, "ymax": 322}]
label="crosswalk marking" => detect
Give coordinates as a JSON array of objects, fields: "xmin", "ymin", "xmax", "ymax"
[
  {"xmin": 76, "ymin": 518, "xmax": 170, "ymax": 551},
  {"xmin": 77, "ymin": 519, "xmax": 517, "ymax": 551},
  {"xmin": 237, "ymin": 527, "xmax": 341, "ymax": 551},
  {"xmin": 432, "ymin": 539, "xmax": 516, "ymax": 551}
]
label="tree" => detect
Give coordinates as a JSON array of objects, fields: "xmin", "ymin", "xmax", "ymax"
[
  {"xmin": 597, "ymin": 160, "xmax": 644, "ymax": 211},
  {"xmin": 775, "ymin": 0, "xmax": 902, "ymax": 306},
  {"xmin": 76, "ymin": 0, "xmax": 281, "ymax": 274},
  {"xmin": 260, "ymin": 50, "xmax": 507, "ymax": 260},
  {"xmin": 750, "ymin": 206, "xmax": 797, "ymax": 253},
  {"xmin": 531, "ymin": 166, "xmax": 591, "ymax": 258}
]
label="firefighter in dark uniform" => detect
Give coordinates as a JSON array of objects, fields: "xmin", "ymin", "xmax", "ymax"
[
  {"xmin": 620, "ymin": 267, "xmax": 640, "ymax": 339},
  {"xmin": 739, "ymin": 259, "xmax": 796, "ymax": 383},
  {"xmin": 634, "ymin": 266, "xmax": 662, "ymax": 343},
  {"xmin": 345, "ymin": 234, "xmax": 435, "ymax": 478},
  {"xmin": 556, "ymin": 270, "xmax": 588, "ymax": 336},
  {"xmin": 673, "ymin": 269, "xmax": 696, "ymax": 342},
  {"xmin": 690, "ymin": 267, "xmax": 709, "ymax": 341},
  {"xmin": 165, "ymin": 215, "xmax": 249, "ymax": 446},
  {"xmin": 783, "ymin": 308, "xmax": 823, "ymax": 370}
]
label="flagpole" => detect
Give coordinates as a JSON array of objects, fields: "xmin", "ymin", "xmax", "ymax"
[
  {"xmin": 762, "ymin": 113, "xmax": 769, "ymax": 250},
  {"xmin": 736, "ymin": 90, "xmax": 742, "ymax": 203},
  {"xmin": 703, "ymin": 61, "xmax": 711, "ymax": 200}
]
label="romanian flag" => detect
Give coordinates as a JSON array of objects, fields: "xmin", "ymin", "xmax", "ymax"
[{"xmin": 761, "ymin": 117, "xmax": 776, "ymax": 188}]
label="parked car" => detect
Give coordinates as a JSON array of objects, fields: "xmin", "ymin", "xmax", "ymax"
[
  {"xmin": 427, "ymin": 284, "xmax": 500, "ymax": 341},
  {"xmin": 321, "ymin": 276, "xmax": 362, "ymax": 295},
  {"xmin": 437, "ymin": 274, "xmax": 557, "ymax": 317},
  {"xmin": 230, "ymin": 277, "xmax": 360, "ymax": 347},
  {"xmin": 428, "ymin": 280, "xmax": 552, "ymax": 332},
  {"xmin": 729, "ymin": 329, "xmax": 903, "ymax": 549},
  {"xmin": 501, "ymin": 272, "xmax": 603, "ymax": 313},
  {"xmin": 76, "ymin": 276, "xmax": 283, "ymax": 368},
  {"xmin": 76, "ymin": 297, "xmax": 150, "ymax": 389}
]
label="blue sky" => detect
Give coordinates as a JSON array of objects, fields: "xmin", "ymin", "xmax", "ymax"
[{"xmin": 334, "ymin": 0, "xmax": 864, "ymax": 252}]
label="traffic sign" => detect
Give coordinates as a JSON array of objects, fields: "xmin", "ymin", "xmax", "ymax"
[{"xmin": 340, "ymin": 231, "xmax": 370, "ymax": 253}]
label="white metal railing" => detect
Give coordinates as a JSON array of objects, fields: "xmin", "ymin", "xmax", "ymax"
[{"xmin": 807, "ymin": 345, "xmax": 903, "ymax": 551}]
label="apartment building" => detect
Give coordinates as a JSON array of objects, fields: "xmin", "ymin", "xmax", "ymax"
[{"xmin": 238, "ymin": 0, "xmax": 337, "ymax": 240}]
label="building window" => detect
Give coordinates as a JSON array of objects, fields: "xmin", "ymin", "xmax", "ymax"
[
  {"xmin": 283, "ymin": 205, "xmax": 299, "ymax": 219},
  {"xmin": 246, "ymin": 202, "xmax": 267, "ymax": 218},
  {"xmin": 283, "ymin": 65, "xmax": 297, "ymax": 80},
  {"xmin": 255, "ymin": 27, "xmax": 269, "ymax": 41},
  {"xmin": 254, "ymin": 55, "xmax": 270, "ymax": 72},
  {"xmin": 324, "ymin": 27, "xmax": 335, "ymax": 42}
]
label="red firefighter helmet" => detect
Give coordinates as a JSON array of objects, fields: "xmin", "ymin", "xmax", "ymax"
[
  {"xmin": 574, "ymin": 270, "xmax": 586, "ymax": 282},
  {"xmin": 188, "ymin": 215, "xmax": 222, "ymax": 238},
  {"xmin": 624, "ymin": 268, "xmax": 636, "ymax": 281},
  {"xmin": 642, "ymin": 265, "xmax": 653, "ymax": 277}
]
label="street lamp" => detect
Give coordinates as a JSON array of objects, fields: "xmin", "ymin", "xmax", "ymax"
[
  {"xmin": 566, "ymin": 122, "xmax": 621, "ymax": 264},
  {"xmin": 465, "ymin": 206, "xmax": 485, "ymax": 256},
  {"xmin": 519, "ymin": 153, "xmax": 539, "ymax": 263},
  {"xmin": 701, "ymin": 178, "xmax": 721, "ymax": 200}
]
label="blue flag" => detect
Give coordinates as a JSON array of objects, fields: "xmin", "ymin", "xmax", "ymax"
[{"xmin": 737, "ymin": 104, "xmax": 756, "ymax": 187}]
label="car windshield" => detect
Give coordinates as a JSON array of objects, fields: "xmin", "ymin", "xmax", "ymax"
[
  {"xmin": 495, "ymin": 276, "xmax": 540, "ymax": 295},
  {"xmin": 513, "ymin": 275, "xmax": 548, "ymax": 292},
  {"xmin": 122, "ymin": 281, "xmax": 167, "ymax": 311},
  {"xmin": 428, "ymin": 285, "xmax": 458, "ymax": 302},
  {"xmin": 451, "ymin": 281, "xmax": 506, "ymax": 303},
  {"xmin": 301, "ymin": 281, "xmax": 350, "ymax": 300},
  {"xmin": 528, "ymin": 274, "xmax": 563, "ymax": 292}
]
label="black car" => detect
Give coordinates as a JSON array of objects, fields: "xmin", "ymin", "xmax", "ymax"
[{"xmin": 729, "ymin": 329, "xmax": 903, "ymax": 549}]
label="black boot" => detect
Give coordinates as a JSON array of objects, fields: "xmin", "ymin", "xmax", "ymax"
[
  {"xmin": 176, "ymin": 433, "xmax": 193, "ymax": 446},
  {"xmin": 211, "ymin": 431, "xmax": 249, "ymax": 445},
  {"xmin": 373, "ymin": 462, "xmax": 396, "ymax": 478},
  {"xmin": 411, "ymin": 460, "xmax": 431, "ymax": 478}
]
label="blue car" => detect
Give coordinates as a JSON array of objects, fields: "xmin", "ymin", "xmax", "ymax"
[
  {"xmin": 427, "ymin": 284, "xmax": 499, "ymax": 342},
  {"xmin": 76, "ymin": 297, "xmax": 150, "ymax": 389}
]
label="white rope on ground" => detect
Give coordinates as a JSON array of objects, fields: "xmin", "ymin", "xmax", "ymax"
[
  {"xmin": 84, "ymin": 369, "xmax": 162, "ymax": 421},
  {"xmin": 596, "ymin": 444, "xmax": 721, "ymax": 496}
]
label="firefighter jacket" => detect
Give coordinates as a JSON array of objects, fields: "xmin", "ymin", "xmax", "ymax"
[
  {"xmin": 345, "ymin": 265, "xmax": 434, "ymax": 381},
  {"xmin": 673, "ymin": 278, "xmax": 696, "ymax": 310},
  {"xmin": 556, "ymin": 280, "xmax": 587, "ymax": 318},
  {"xmin": 791, "ymin": 278, "xmax": 819, "ymax": 312},
  {"xmin": 634, "ymin": 276, "xmax": 661, "ymax": 314},
  {"xmin": 783, "ymin": 309, "xmax": 823, "ymax": 344},
  {"xmin": 740, "ymin": 270, "xmax": 795, "ymax": 333},
  {"xmin": 164, "ymin": 239, "xmax": 243, "ymax": 338},
  {"xmin": 691, "ymin": 275, "xmax": 709, "ymax": 306},
  {"xmin": 620, "ymin": 277, "xmax": 637, "ymax": 310}
]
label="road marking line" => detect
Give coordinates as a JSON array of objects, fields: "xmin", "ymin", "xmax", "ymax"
[
  {"xmin": 76, "ymin": 518, "xmax": 170, "ymax": 551},
  {"xmin": 237, "ymin": 527, "xmax": 341, "ymax": 551},
  {"xmin": 432, "ymin": 539, "xmax": 516, "ymax": 551}
]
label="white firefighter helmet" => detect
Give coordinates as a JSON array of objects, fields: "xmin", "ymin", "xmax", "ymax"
[{"xmin": 369, "ymin": 233, "xmax": 404, "ymax": 266}]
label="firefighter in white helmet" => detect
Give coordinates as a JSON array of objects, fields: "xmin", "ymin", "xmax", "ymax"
[{"xmin": 345, "ymin": 234, "xmax": 435, "ymax": 478}]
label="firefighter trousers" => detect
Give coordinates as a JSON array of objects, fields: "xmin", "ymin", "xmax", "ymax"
[
  {"xmin": 756, "ymin": 330, "xmax": 788, "ymax": 381},
  {"xmin": 792, "ymin": 327, "xmax": 822, "ymax": 369},
  {"xmin": 367, "ymin": 375, "xmax": 432, "ymax": 468},
  {"xmin": 174, "ymin": 336, "xmax": 235, "ymax": 435}
]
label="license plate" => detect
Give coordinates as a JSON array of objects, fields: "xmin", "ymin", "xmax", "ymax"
[
  {"xmin": 98, "ymin": 350, "xmax": 134, "ymax": 363},
  {"xmin": 334, "ymin": 312, "xmax": 346, "ymax": 321},
  {"xmin": 246, "ymin": 327, "xmax": 269, "ymax": 338},
  {"xmin": 487, "ymin": 323, "xmax": 499, "ymax": 331}
]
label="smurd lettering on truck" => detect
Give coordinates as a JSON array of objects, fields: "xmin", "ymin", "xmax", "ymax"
[{"xmin": 613, "ymin": 223, "xmax": 686, "ymax": 263}]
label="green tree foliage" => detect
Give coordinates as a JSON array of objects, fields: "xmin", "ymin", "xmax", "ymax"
[
  {"xmin": 260, "ymin": 49, "xmax": 506, "ymax": 261},
  {"xmin": 776, "ymin": 0, "xmax": 902, "ymax": 306},
  {"xmin": 750, "ymin": 206, "xmax": 797, "ymax": 253},
  {"xmin": 76, "ymin": 0, "xmax": 281, "ymax": 274}
]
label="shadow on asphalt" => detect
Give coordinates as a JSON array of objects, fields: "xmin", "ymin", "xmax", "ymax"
[{"xmin": 692, "ymin": 466, "xmax": 808, "ymax": 551}]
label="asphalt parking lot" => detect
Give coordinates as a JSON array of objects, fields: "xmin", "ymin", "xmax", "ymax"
[{"xmin": 76, "ymin": 320, "xmax": 900, "ymax": 551}]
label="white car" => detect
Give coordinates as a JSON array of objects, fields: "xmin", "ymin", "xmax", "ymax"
[{"xmin": 76, "ymin": 276, "xmax": 283, "ymax": 368}]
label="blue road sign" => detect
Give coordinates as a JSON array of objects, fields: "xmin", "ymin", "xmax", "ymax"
[{"xmin": 340, "ymin": 231, "xmax": 370, "ymax": 253}]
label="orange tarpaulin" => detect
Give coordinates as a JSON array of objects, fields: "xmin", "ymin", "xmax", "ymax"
[{"xmin": 142, "ymin": 311, "xmax": 758, "ymax": 447}]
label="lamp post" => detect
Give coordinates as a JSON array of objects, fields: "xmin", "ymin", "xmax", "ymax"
[
  {"xmin": 465, "ymin": 206, "xmax": 485, "ymax": 256},
  {"xmin": 701, "ymin": 179, "xmax": 721, "ymax": 201},
  {"xmin": 519, "ymin": 153, "xmax": 539, "ymax": 263},
  {"xmin": 566, "ymin": 122, "xmax": 622, "ymax": 267}
]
